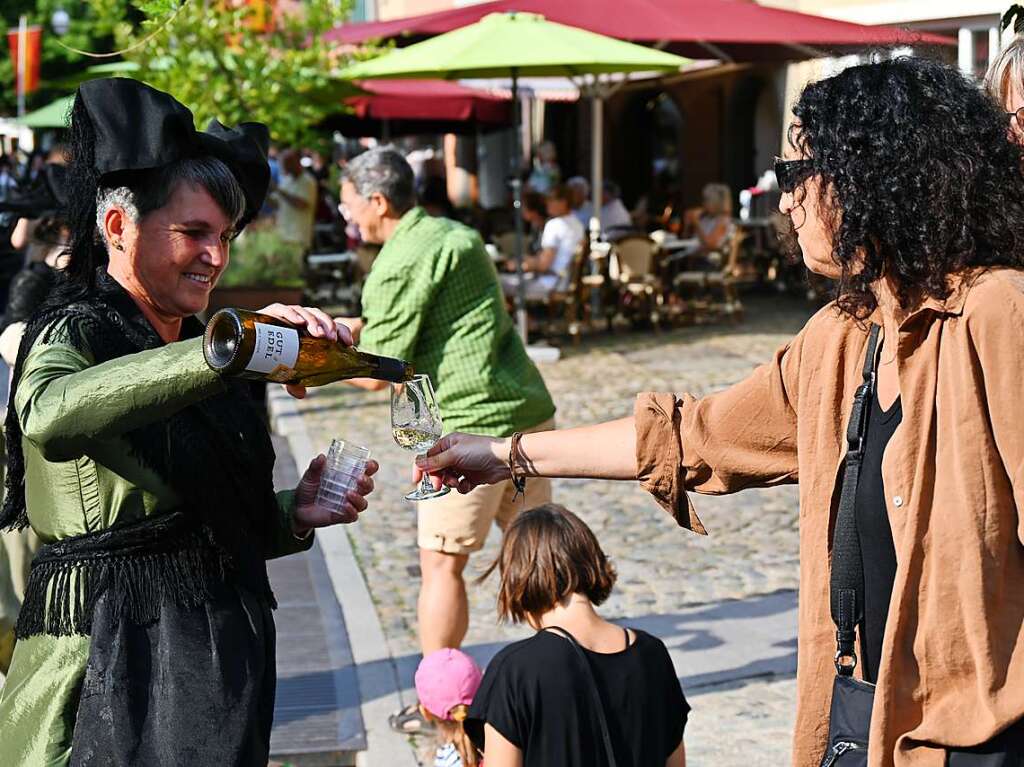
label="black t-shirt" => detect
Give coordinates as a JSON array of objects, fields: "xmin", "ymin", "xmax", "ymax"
[
  {"xmin": 466, "ymin": 628, "xmax": 689, "ymax": 767},
  {"xmin": 854, "ymin": 388, "xmax": 902, "ymax": 684}
]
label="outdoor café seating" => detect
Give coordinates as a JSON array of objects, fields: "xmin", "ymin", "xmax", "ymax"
[
  {"xmin": 608, "ymin": 233, "xmax": 664, "ymax": 330},
  {"xmin": 672, "ymin": 227, "xmax": 748, "ymax": 322},
  {"xmin": 521, "ymin": 239, "xmax": 592, "ymax": 343}
]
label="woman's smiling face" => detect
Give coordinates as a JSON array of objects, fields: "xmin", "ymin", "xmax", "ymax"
[{"xmin": 107, "ymin": 182, "xmax": 235, "ymax": 319}]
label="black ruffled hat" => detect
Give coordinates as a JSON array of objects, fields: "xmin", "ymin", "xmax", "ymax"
[
  {"xmin": 76, "ymin": 78, "xmax": 270, "ymax": 227},
  {"xmin": 56, "ymin": 77, "xmax": 272, "ymax": 290}
]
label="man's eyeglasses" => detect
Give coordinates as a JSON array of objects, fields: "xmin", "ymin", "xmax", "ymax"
[
  {"xmin": 774, "ymin": 157, "xmax": 816, "ymax": 194},
  {"xmin": 1007, "ymin": 107, "xmax": 1024, "ymax": 127}
]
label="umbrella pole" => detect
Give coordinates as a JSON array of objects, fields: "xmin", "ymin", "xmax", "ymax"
[
  {"xmin": 511, "ymin": 70, "xmax": 528, "ymax": 342},
  {"xmin": 589, "ymin": 90, "xmax": 605, "ymax": 323},
  {"xmin": 590, "ymin": 93, "xmax": 604, "ymax": 249}
]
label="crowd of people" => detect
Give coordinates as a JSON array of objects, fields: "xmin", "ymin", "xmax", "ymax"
[{"xmin": 0, "ymin": 40, "xmax": 1022, "ymax": 767}]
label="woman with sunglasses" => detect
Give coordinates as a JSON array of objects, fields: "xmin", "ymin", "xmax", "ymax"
[{"xmin": 413, "ymin": 56, "xmax": 1024, "ymax": 766}]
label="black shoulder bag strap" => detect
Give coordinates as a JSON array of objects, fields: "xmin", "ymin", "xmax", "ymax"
[
  {"xmin": 830, "ymin": 323, "xmax": 881, "ymax": 676},
  {"xmin": 544, "ymin": 626, "xmax": 619, "ymax": 767}
]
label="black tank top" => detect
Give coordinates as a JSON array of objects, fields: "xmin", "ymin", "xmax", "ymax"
[{"xmin": 853, "ymin": 386, "xmax": 902, "ymax": 685}]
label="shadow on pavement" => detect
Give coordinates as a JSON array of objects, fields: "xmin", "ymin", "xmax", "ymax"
[{"xmin": 339, "ymin": 589, "xmax": 798, "ymax": 709}]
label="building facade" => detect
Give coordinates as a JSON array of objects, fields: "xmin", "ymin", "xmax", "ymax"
[{"xmin": 761, "ymin": 1, "xmax": 1005, "ymax": 80}]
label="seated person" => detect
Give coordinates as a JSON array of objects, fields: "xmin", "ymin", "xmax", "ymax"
[
  {"xmin": 566, "ymin": 176, "xmax": 592, "ymax": 230},
  {"xmin": 682, "ymin": 182, "xmax": 734, "ymax": 259},
  {"xmin": 491, "ymin": 192, "xmax": 544, "ymax": 266},
  {"xmin": 521, "ymin": 191, "xmax": 546, "ymax": 253},
  {"xmin": 500, "ymin": 184, "xmax": 583, "ymax": 301},
  {"xmin": 599, "ymin": 180, "xmax": 634, "ymax": 238}
]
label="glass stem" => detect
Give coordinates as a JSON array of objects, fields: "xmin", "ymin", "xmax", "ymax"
[{"xmin": 419, "ymin": 455, "xmax": 434, "ymax": 494}]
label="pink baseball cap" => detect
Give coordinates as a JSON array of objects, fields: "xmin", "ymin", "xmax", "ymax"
[{"xmin": 415, "ymin": 648, "xmax": 483, "ymax": 721}]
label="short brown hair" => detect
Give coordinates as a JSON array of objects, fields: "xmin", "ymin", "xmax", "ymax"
[{"xmin": 483, "ymin": 504, "xmax": 617, "ymax": 624}]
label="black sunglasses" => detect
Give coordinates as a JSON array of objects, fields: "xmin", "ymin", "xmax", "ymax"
[
  {"xmin": 1008, "ymin": 107, "xmax": 1024, "ymax": 126},
  {"xmin": 774, "ymin": 157, "xmax": 816, "ymax": 194}
]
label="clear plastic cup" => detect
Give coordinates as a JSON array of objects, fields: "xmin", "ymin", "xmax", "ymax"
[{"xmin": 316, "ymin": 439, "xmax": 371, "ymax": 516}]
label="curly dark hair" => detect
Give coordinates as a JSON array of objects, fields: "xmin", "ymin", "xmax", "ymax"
[{"xmin": 789, "ymin": 54, "xmax": 1024, "ymax": 318}]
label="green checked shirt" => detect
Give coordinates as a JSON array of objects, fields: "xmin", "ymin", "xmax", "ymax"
[{"xmin": 360, "ymin": 207, "xmax": 555, "ymax": 437}]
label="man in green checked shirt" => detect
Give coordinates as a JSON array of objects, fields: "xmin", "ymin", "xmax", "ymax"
[{"xmin": 337, "ymin": 148, "xmax": 555, "ymax": 733}]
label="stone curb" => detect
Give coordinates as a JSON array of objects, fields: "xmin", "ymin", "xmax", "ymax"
[{"xmin": 269, "ymin": 386, "xmax": 419, "ymax": 767}]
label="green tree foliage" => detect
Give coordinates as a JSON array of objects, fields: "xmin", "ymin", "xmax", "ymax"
[
  {"xmin": 120, "ymin": 0, "xmax": 360, "ymax": 146},
  {"xmin": 0, "ymin": 0, "xmax": 136, "ymax": 114}
]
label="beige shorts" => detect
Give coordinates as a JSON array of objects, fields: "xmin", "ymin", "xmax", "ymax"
[{"xmin": 418, "ymin": 419, "xmax": 555, "ymax": 555}]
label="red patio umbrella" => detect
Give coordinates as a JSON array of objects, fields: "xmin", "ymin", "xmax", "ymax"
[
  {"xmin": 325, "ymin": 0, "xmax": 953, "ymax": 61},
  {"xmin": 321, "ymin": 78, "xmax": 512, "ymax": 137},
  {"xmin": 347, "ymin": 79, "xmax": 511, "ymax": 123}
]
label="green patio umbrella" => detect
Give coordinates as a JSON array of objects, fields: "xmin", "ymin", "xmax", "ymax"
[
  {"xmin": 19, "ymin": 94, "xmax": 73, "ymax": 129},
  {"xmin": 341, "ymin": 11, "xmax": 688, "ymax": 340}
]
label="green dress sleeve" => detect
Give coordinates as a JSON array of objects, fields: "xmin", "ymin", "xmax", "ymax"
[
  {"xmin": 265, "ymin": 489, "xmax": 315, "ymax": 559},
  {"xmin": 15, "ymin": 318, "xmax": 226, "ymax": 462},
  {"xmin": 16, "ymin": 317, "xmax": 316, "ymax": 558}
]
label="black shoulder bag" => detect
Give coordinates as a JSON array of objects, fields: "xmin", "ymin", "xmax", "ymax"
[
  {"xmin": 818, "ymin": 323, "xmax": 881, "ymax": 767},
  {"xmin": 544, "ymin": 626, "xmax": 619, "ymax": 767}
]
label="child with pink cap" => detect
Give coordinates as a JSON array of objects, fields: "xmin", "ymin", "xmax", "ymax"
[{"xmin": 415, "ymin": 648, "xmax": 484, "ymax": 767}]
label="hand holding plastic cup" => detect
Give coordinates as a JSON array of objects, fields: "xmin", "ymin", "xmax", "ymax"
[{"xmin": 316, "ymin": 439, "xmax": 371, "ymax": 517}]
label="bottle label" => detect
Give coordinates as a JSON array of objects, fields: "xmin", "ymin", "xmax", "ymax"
[{"xmin": 246, "ymin": 322, "xmax": 300, "ymax": 379}]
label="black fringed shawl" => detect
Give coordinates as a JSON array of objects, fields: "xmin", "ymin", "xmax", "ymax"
[{"xmin": 1, "ymin": 270, "xmax": 280, "ymax": 637}]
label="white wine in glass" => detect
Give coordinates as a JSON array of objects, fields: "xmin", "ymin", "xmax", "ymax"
[{"xmin": 391, "ymin": 375, "xmax": 450, "ymax": 501}]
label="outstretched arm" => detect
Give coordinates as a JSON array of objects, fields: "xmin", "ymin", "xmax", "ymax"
[
  {"xmin": 418, "ymin": 336, "xmax": 803, "ymax": 532},
  {"xmin": 18, "ymin": 306, "xmax": 344, "ymax": 460},
  {"xmin": 16, "ymin": 331, "xmax": 226, "ymax": 462},
  {"xmin": 416, "ymin": 417, "xmax": 636, "ymax": 494}
]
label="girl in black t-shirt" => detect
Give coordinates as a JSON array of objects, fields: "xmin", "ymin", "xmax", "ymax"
[{"xmin": 465, "ymin": 504, "xmax": 688, "ymax": 767}]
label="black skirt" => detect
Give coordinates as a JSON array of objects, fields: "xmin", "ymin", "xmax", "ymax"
[{"xmin": 70, "ymin": 580, "xmax": 276, "ymax": 767}]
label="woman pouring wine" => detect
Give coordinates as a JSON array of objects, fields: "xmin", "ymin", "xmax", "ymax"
[{"xmin": 0, "ymin": 78, "xmax": 380, "ymax": 766}]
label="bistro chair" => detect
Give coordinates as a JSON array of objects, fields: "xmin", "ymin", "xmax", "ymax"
[
  {"xmin": 672, "ymin": 227, "xmax": 747, "ymax": 322},
  {"xmin": 608, "ymin": 234, "xmax": 664, "ymax": 330},
  {"xmin": 525, "ymin": 239, "xmax": 590, "ymax": 344}
]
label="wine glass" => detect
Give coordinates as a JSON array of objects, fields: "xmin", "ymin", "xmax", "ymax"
[{"xmin": 391, "ymin": 374, "xmax": 451, "ymax": 501}]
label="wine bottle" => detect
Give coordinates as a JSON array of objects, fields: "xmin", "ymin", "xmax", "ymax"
[{"xmin": 203, "ymin": 308, "xmax": 414, "ymax": 386}]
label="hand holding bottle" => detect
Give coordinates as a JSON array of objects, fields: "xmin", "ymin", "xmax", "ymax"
[
  {"xmin": 256, "ymin": 303, "xmax": 353, "ymax": 399},
  {"xmin": 203, "ymin": 306, "xmax": 413, "ymax": 398}
]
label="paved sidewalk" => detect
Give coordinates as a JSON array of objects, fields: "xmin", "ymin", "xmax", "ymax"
[
  {"xmin": 268, "ymin": 434, "xmax": 365, "ymax": 766},
  {"xmin": 271, "ymin": 388, "xmax": 419, "ymax": 767},
  {"xmin": 271, "ymin": 295, "xmax": 815, "ymax": 765}
]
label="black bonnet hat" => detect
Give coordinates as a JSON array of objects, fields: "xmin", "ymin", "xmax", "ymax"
[{"xmin": 76, "ymin": 78, "xmax": 270, "ymax": 228}]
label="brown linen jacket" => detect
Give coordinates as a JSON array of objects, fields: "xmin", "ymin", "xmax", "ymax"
[{"xmin": 635, "ymin": 268, "xmax": 1024, "ymax": 767}]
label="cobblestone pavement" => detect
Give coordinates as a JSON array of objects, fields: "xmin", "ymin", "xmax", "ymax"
[{"xmin": 289, "ymin": 295, "xmax": 815, "ymax": 765}]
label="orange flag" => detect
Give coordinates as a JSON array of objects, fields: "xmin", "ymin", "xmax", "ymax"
[{"xmin": 7, "ymin": 24, "xmax": 42, "ymax": 95}]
